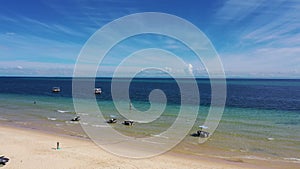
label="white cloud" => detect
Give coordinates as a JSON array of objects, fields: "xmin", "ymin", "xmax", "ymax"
[
  {"xmin": 19, "ymin": 16, "xmax": 87, "ymax": 38},
  {"xmin": 17, "ymin": 65, "xmax": 23, "ymax": 70},
  {"xmin": 221, "ymin": 46, "xmax": 300, "ymax": 77},
  {"xmin": 214, "ymin": 0, "xmax": 266, "ymax": 22},
  {"xmin": 215, "ymin": 1, "xmax": 300, "ymax": 78},
  {"xmin": 188, "ymin": 63, "xmax": 193, "ymax": 74},
  {"xmin": 165, "ymin": 66, "xmax": 172, "ymax": 72},
  {"xmin": 184, "ymin": 63, "xmax": 193, "ymax": 75},
  {"xmin": 0, "ymin": 32, "xmax": 81, "ymax": 61},
  {"xmin": 0, "ymin": 61, "xmax": 74, "ymax": 76},
  {"xmin": 242, "ymin": 3, "xmax": 300, "ymax": 45},
  {"xmin": 0, "ymin": 15, "xmax": 18, "ymax": 23},
  {"xmin": 5, "ymin": 32, "xmax": 15, "ymax": 36}
]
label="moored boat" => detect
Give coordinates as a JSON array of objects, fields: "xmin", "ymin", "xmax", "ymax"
[
  {"xmin": 94, "ymin": 88, "xmax": 102, "ymax": 94},
  {"xmin": 52, "ymin": 87, "xmax": 61, "ymax": 92}
]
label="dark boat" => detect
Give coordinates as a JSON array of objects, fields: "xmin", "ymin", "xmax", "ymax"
[
  {"xmin": 191, "ymin": 125, "xmax": 210, "ymax": 138},
  {"xmin": 52, "ymin": 87, "xmax": 61, "ymax": 92},
  {"xmin": 94, "ymin": 88, "xmax": 102, "ymax": 94},
  {"xmin": 107, "ymin": 118, "xmax": 117, "ymax": 123},
  {"xmin": 123, "ymin": 120, "xmax": 134, "ymax": 126},
  {"xmin": 71, "ymin": 116, "xmax": 80, "ymax": 122},
  {"xmin": 0, "ymin": 156, "xmax": 9, "ymax": 165}
]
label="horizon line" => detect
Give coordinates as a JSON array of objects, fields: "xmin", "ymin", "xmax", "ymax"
[{"xmin": 0, "ymin": 75, "xmax": 300, "ymax": 80}]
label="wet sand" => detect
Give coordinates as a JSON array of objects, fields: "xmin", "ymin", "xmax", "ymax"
[{"xmin": 0, "ymin": 125, "xmax": 299, "ymax": 169}]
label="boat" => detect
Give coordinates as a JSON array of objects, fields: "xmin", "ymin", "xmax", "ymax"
[
  {"xmin": 191, "ymin": 125, "xmax": 210, "ymax": 138},
  {"xmin": 123, "ymin": 120, "xmax": 134, "ymax": 126},
  {"xmin": 52, "ymin": 87, "xmax": 61, "ymax": 92},
  {"xmin": 71, "ymin": 116, "xmax": 80, "ymax": 122},
  {"xmin": 107, "ymin": 118, "xmax": 117, "ymax": 123},
  {"xmin": 196, "ymin": 130, "xmax": 210, "ymax": 138},
  {"xmin": 0, "ymin": 156, "xmax": 9, "ymax": 165},
  {"xmin": 94, "ymin": 88, "xmax": 102, "ymax": 94},
  {"xmin": 107, "ymin": 115, "xmax": 117, "ymax": 123}
]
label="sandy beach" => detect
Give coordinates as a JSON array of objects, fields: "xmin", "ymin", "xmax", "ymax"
[{"xmin": 0, "ymin": 125, "xmax": 298, "ymax": 169}]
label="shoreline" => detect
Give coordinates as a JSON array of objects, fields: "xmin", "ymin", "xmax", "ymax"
[{"xmin": 1, "ymin": 124, "xmax": 299, "ymax": 169}]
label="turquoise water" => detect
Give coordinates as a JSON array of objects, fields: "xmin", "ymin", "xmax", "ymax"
[{"xmin": 0, "ymin": 92, "xmax": 299, "ymax": 162}]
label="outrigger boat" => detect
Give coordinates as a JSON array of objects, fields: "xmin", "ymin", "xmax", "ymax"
[
  {"xmin": 71, "ymin": 116, "xmax": 80, "ymax": 122},
  {"xmin": 123, "ymin": 120, "xmax": 134, "ymax": 126},
  {"xmin": 107, "ymin": 115, "xmax": 117, "ymax": 123},
  {"xmin": 191, "ymin": 125, "xmax": 210, "ymax": 138},
  {"xmin": 0, "ymin": 156, "xmax": 9, "ymax": 165}
]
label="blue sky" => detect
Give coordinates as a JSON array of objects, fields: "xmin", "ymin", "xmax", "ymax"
[{"xmin": 0, "ymin": 0, "xmax": 299, "ymax": 78}]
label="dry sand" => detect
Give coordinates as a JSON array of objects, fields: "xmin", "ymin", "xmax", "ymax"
[{"xmin": 0, "ymin": 125, "xmax": 298, "ymax": 169}]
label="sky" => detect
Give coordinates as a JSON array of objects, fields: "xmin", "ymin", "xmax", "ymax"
[{"xmin": 0, "ymin": 0, "xmax": 299, "ymax": 78}]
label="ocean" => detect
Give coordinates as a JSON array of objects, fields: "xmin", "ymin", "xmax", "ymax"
[{"xmin": 0, "ymin": 77, "xmax": 299, "ymax": 162}]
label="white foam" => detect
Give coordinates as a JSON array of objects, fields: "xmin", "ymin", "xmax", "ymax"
[
  {"xmin": 92, "ymin": 124, "xmax": 109, "ymax": 128},
  {"xmin": 240, "ymin": 155, "xmax": 269, "ymax": 161},
  {"xmin": 141, "ymin": 139, "xmax": 165, "ymax": 145},
  {"xmin": 47, "ymin": 117, "xmax": 56, "ymax": 121},
  {"xmin": 0, "ymin": 117, "xmax": 8, "ymax": 121},
  {"xmin": 65, "ymin": 121, "xmax": 79, "ymax": 124},
  {"xmin": 212, "ymin": 155, "xmax": 270, "ymax": 161},
  {"xmin": 78, "ymin": 113, "xmax": 88, "ymax": 116},
  {"xmin": 15, "ymin": 122, "xmax": 28, "ymax": 125},
  {"xmin": 57, "ymin": 110, "xmax": 69, "ymax": 113},
  {"xmin": 284, "ymin": 158, "xmax": 300, "ymax": 163},
  {"xmin": 151, "ymin": 134, "xmax": 169, "ymax": 139},
  {"xmin": 239, "ymin": 148, "xmax": 248, "ymax": 153}
]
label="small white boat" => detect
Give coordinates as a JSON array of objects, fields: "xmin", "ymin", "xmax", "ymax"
[
  {"xmin": 52, "ymin": 87, "xmax": 61, "ymax": 92},
  {"xmin": 94, "ymin": 88, "xmax": 102, "ymax": 94},
  {"xmin": 191, "ymin": 125, "xmax": 210, "ymax": 138}
]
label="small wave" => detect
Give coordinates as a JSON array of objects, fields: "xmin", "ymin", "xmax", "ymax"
[
  {"xmin": 15, "ymin": 122, "xmax": 30, "ymax": 125},
  {"xmin": 151, "ymin": 134, "xmax": 169, "ymax": 139},
  {"xmin": 65, "ymin": 121, "xmax": 79, "ymax": 124},
  {"xmin": 57, "ymin": 110, "xmax": 69, "ymax": 113},
  {"xmin": 92, "ymin": 124, "xmax": 109, "ymax": 128},
  {"xmin": 211, "ymin": 155, "xmax": 270, "ymax": 162},
  {"xmin": 77, "ymin": 113, "xmax": 88, "ymax": 116},
  {"xmin": 0, "ymin": 117, "xmax": 8, "ymax": 121},
  {"xmin": 239, "ymin": 148, "xmax": 248, "ymax": 153},
  {"xmin": 284, "ymin": 158, "xmax": 300, "ymax": 163},
  {"xmin": 141, "ymin": 139, "xmax": 165, "ymax": 145},
  {"xmin": 47, "ymin": 117, "xmax": 56, "ymax": 121},
  {"xmin": 240, "ymin": 155, "xmax": 270, "ymax": 161}
]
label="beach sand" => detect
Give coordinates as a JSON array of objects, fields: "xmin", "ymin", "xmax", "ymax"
[{"xmin": 0, "ymin": 125, "xmax": 298, "ymax": 169}]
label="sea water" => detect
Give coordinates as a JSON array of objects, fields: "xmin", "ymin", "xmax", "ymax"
[{"xmin": 0, "ymin": 77, "xmax": 299, "ymax": 162}]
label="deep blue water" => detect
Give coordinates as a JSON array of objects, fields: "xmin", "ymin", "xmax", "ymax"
[{"xmin": 0, "ymin": 77, "xmax": 300, "ymax": 111}]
